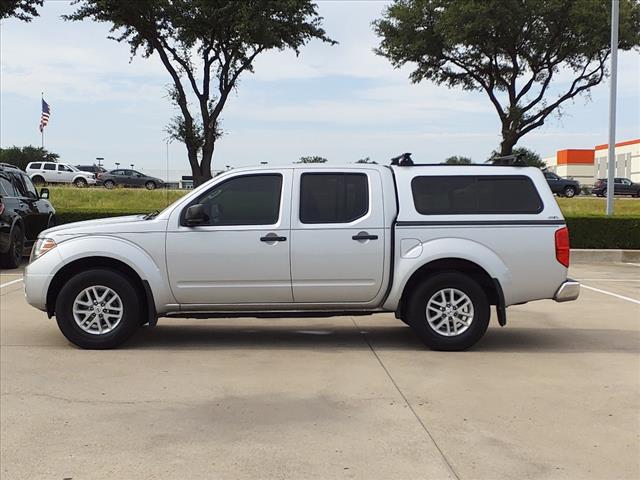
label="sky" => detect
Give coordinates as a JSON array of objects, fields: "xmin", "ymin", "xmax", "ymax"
[{"xmin": 0, "ymin": 0, "xmax": 638, "ymax": 178}]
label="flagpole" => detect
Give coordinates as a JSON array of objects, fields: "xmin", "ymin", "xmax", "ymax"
[{"xmin": 41, "ymin": 92, "xmax": 44, "ymax": 149}]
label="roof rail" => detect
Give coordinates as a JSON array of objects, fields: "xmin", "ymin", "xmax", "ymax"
[{"xmin": 486, "ymin": 153, "xmax": 528, "ymax": 166}]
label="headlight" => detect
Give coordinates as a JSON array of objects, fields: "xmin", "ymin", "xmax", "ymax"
[{"xmin": 30, "ymin": 237, "xmax": 57, "ymax": 262}]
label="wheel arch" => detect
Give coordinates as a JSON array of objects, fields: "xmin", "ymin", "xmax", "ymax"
[{"xmin": 46, "ymin": 256, "xmax": 156, "ymax": 325}]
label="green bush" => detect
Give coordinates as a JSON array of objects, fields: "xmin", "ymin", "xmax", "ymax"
[
  {"xmin": 565, "ymin": 216, "xmax": 640, "ymax": 249},
  {"xmin": 55, "ymin": 210, "xmax": 640, "ymax": 250}
]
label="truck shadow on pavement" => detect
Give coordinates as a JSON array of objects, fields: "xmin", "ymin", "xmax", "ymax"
[{"xmin": 124, "ymin": 324, "xmax": 640, "ymax": 354}]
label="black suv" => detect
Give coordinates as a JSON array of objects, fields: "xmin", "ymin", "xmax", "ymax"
[
  {"xmin": 593, "ymin": 178, "xmax": 640, "ymax": 197},
  {"xmin": 544, "ymin": 171, "xmax": 581, "ymax": 198},
  {"xmin": 0, "ymin": 164, "xmax": 56, "ymax": 269},
  {"xmin": 76, "ymin": 164, "xmax": 107, "ymax": 185}
]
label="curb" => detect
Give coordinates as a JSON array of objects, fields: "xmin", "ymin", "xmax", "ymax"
[{"xmin": 571, "ymin": 249, "xmax": 640, "ymax": 264}]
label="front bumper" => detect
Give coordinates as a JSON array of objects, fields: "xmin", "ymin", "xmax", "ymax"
[{"xmin": 554, "ymin": 279, "xmax": 580, "ymax": 302}]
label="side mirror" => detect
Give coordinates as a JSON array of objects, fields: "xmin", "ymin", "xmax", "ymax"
[
  {"xmin": 40, "ymin": 188, "xmax": 50, "ymax": 199},
  {"xmin": 185, "ymin": 204, "xmax": 207, "ymax": 226}
]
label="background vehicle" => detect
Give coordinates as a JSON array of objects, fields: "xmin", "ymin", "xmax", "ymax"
[
  {"xmin": 544, "ymin": 171, "xmax": 581, "ymax": 198},
  {"xmin": 0, "ymin": 164, "xmax": 55, "ymax": 269},
  {"xmin": 25, "ymin": 163, "xmax": 578, "ymax": 350},
  {"xmin": 100, "ymin": 169, "xmax": 164, "ymax": 190},
  {"xmin": 592, "ymin": 178, "xmax": 640, "ymax": 197},
  {"xmin": 26, "ymin": 162, "xmax": 97, "ymax": 188},
  {"xmin": 76, "ymin": 164, "xmax": 107, "ymax": 185}
]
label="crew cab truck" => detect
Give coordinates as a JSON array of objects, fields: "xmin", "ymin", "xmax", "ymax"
[{"xmin": 24, "ymin": 164, "xmax": 580, "ymax": 350}]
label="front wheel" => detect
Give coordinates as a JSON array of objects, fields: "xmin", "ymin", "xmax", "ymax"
[
  {"xmin": 563, "ymin": 186, "xmax": 576, "ymax": 198},
  {"xmin": 145, "ymin": 181, "xmax": 156, "ymax": 190},
  {"xmin": 74, "ymin": 177, "xmax": 88, "ymax": 188},
  {"xmin": 55, "ymin": 269, "xmax": 141, "ymax": 349},
  {"xmin": 406, "ymin": 272, "xmax": 490, "ymax": 351}
]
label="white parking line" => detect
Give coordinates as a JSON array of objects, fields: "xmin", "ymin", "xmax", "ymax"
[
  {"xmin": 582, "ymin": 285, "xmax": 640, "ymax": 305},
  {"xmin": 0, "ymin": 278, "xmax": 23, "ymax": 289},
  {"xmin": 578, "ymin": 279, "xmax": 640, "ymax": 282},
  {"xmin": 624, "ymin": 262, "xmax": 640, "ymax": 267}
]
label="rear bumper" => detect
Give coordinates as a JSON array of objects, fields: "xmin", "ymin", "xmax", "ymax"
[{"xmin": 553, "ymin": 279, "xmax": 580, "ymax": 302}]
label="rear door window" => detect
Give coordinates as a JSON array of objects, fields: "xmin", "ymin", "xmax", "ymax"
[
  {"xmin": 43, "ymin": 163, "xmax": 55, "ymax": 171},
  {"xmin": 0, "ymin": 174, "xmax": 17, "ymax": 196},
  {"xmin": 411, "ymin": 175, "xmax": 543, "ymax": 215},
  {"xmin": 299, "ymin": 173, "xmax": 369, "ymax": 224}
]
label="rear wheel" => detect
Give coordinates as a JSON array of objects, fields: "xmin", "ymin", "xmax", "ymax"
[
  {"xmin": 55, "ymin": 268, "xmax": 141, "ymax": 349},
  {"xmin": 406, "ymin": 272, "xmax": 490, "ymax": 351},
  {"xmin": 32, "ymin": 175, "xmax": 45, "ymax": 185},
  {"xmin": 0, "ymin": 225, "xmax": 24, "ymax": 269},
  {"xmin": 104, "ymin": 180, "xmax": 115, "ymax": 189},
  {"xmin": 74, "ymin": 177, "xmax": 88, "ymax": 188}
]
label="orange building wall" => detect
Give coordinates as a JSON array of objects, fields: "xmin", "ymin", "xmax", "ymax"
[{"xmin": 557, "ymin": 149, "xmax": 595, "ymax": 165}]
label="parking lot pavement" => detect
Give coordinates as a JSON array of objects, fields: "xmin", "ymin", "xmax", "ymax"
[{"xmin": 1, "ymin": 262, "xmax": 638, "ymax": 480}]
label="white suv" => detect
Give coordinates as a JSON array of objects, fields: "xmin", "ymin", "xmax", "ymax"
[{"xmin": 26, "ymin": 162, "xmax": 97, "ymax": 187}]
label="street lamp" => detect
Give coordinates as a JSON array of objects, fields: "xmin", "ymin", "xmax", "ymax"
[
  {"xmin": 96, "ymin": 157, "xmax": 104, "ymax": 167},
  {"xmin": 130, "ymin": 164, "xmax": 134, "ymax": 170},
  {"xmin": 260, "ymin": 161, "xmax": 268, "ymax": 165},
  {"xmin": 115, "ymin": 162, "xmax": 120, "ymax": 168}
]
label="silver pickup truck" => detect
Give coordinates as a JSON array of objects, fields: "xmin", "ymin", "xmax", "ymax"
[{"xmin": 24, "ymin": 163, "xmax": 579, "ymax": 350}]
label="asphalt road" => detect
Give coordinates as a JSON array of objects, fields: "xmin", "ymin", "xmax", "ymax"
[{"xmin": 1, "ymin": 261, "xmax": 638, "ymax": 480}]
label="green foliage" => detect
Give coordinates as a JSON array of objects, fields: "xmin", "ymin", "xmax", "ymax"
[
  {"xmin": 565, "ymin": 217, "xmax": 640, "ymax": 249},
  {"xmin": 374, "ymin": 0, "xmax": 640, "ymax": 155},
  {"xmin": 66, "ymin": 0, "xmax": 335, "ymax": 185},
  {"xmin": 297, "ymin": 156, "xmax": 328, "ymax": 163},
  {"xmin": 443, "ymin": 156, "xmax": 472, "ymax": 165},
  {"xmin": 488, "ymin": 147, "xmax": 546, "ymax": 168},
  {"xmin": 356, "ymin": 157, "xmax": 377, "ymax": 164},
  {"xmin": 0, "ymin": 0, "xmax": 43, "ymax": 21},
  {"xmin": 0, "ymin": 146, "xmax": 60, "ymax": 170}
]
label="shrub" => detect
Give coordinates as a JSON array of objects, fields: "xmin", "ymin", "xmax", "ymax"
[{"xmin": 565, "ymin": 216, "xmax": 640, "ymax": 249}]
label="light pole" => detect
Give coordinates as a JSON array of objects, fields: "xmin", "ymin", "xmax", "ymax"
[
  {"xmin": 115, "ymin": 162, "xmax": 120, "ymax": 168},
  {"xmin": 96, "ymin": 157, "xmax": 104, "ymax": 167},
  {"xmin": 130, "ymin": 164, "xmax": 134, "ymax": 170},
  {"xmin": 606, "ymin": 0, "xmax": 619, "ymax": 216}
]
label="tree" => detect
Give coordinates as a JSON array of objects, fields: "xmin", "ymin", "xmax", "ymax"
[
  {"xmin": 374, "ymin": 0, "xmax": 640, "ymax": 155},
  {"xmin": 297, "ymin": 155, "xmax": 327, "ymax": 163},
  {"xmin": 443, "ymin": 155, "xmax": 472, "ymax": 165},
  {"xmin": 488, "ymin": 147, "xmax": 546, "ymax": 168},
  {"xmin": 67, "ymin": 1, "xmax": 335, "ymax": 185},
  {"xmin": 0, "ymin": 146, "xmax": 59, "ymax": 170},
  {"xmin": 1, "ymin": 0, "xmax": 43, "ymax": 21},
  {"xmin": 356, "ymin": 156, "xmax": 377, "ymax": 164}
]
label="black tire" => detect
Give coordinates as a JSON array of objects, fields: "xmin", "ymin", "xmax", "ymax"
[
  {"xmin": 32, "ymin": 175, "xmax": 45, "ymax": 185},
  {"xmin": 563, "ymin": 186, "xmax": 576, "ymax": 198},
  {"xmin": 74, "ymin": 177, "xmax": 88, "ymax": 188},
  {"xmin": 55, "ymin": 268, "xmax": 141, "ymax": 349},
  {"xmin": 0, "ymin": 225, "xmax": 24, "ymax": 269},
  {"xmin": 104, "ymin": 180, "xmax": 115, "ymax": 189},
  {"xmin": 145, "ymin": 181, "xmax": 156, "ymax": 190},
  {"xmin": 406, "ymin": 271, "xmax": 490, "ymax": 351}
]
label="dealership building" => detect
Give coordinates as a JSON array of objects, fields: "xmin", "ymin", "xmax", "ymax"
[{"xmin": 543, "ymin": 138, "xmax": 640, "ymax": 185}]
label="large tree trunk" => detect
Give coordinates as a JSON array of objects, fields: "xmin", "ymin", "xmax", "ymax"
[{"xmin": 499, "ymin": 129, "xmax": 519, "ymax": 156}]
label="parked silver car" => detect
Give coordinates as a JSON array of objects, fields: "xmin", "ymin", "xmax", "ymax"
[{"xmin": 24, "ymin": 163, "xmax": 579, "ymax": 350}]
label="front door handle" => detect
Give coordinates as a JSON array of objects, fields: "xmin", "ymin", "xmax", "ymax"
[
  {"xmin": 352, "ymin": 232, "xmax": 378, "ymax": 241},
  {"xmin": 260, "ymin": 233, "xmax": 287, "ymax": 242}
]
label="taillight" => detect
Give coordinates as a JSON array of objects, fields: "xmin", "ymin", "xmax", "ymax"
[{"xmin": 555, "ymin": 227, "xmax": 570, "ymax": 267}]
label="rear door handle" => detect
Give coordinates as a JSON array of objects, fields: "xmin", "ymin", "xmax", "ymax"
[
  {"xmin": 260, "ymin": 234, "xmax": 287, "ymax": 242},
  {"xmin": 352, "ymin": 233, "xmax": 378, "ymax": 241}
]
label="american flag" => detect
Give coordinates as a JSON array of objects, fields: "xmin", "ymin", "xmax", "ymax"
[{"xmin": 39, "ymin": 99, "xmax": 50, "ymax": 132}]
